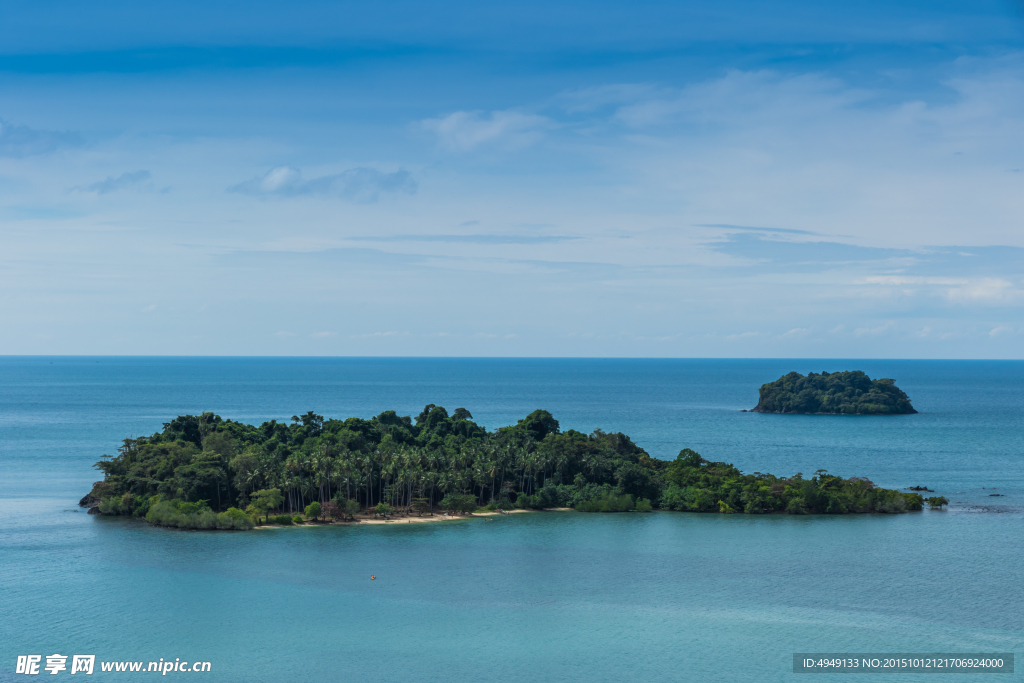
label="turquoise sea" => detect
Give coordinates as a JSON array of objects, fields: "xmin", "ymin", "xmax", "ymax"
[{"xmin": 1, "ymin": 358, "xmax": 1021, "ymax": 682}]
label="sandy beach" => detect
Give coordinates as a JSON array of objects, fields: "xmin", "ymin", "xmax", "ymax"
[{"xmin": 254, "ymin": 508, "xmax": 544, "ymax": 528}]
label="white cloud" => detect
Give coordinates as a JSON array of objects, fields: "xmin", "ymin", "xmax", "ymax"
[
  {"xmin": 943, "ymin": 278, "xmax": 1022, "ymax": 303},
  {"xmin": 229, "ymin": 166, "xmax": 415, "ymax": 202},
  {"xmin": 860, "ymin": 276, "xmax": 1024, "ymax": 305},
  {"xmin": 421, "ymin": 109, "xmax": 551, "ymax": 151},
  {"xmin": 862, "ymin": 276, "xmax": 967, "ymax": 286}
]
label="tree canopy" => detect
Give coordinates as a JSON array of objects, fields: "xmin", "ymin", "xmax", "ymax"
[
  {"xmin": 752, "ymin": 371, "xmax": 917, "ymax": 415},
  {"xmin": 84, "ymin": 405, "xmax": 925, "ymax": 529}
]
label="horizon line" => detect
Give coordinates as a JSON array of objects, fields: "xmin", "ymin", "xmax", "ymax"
[{"xmin": 1, "ymin": 355, "xmax": 1022, "ymax": 361}]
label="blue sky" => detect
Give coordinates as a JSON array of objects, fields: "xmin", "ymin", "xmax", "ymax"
[{"xmin": 1, "ymin": 0, "xmax": 1023, "ymax": 357}]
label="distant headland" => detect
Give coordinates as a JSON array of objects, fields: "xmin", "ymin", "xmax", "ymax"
[
  {"xmin": 749, "ymin": 370, "xmax": 917, "ymax": 415},
  {"xmin": 81, "ymin": 406, "xmax": 928, "ymax": 530}
]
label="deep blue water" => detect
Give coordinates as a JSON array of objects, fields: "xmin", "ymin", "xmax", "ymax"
[{"xmin": 1, "ymin": 357, "xmax": 1021, "ymax": 682}]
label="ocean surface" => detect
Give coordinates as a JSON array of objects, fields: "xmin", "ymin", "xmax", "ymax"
[{"xmin": 1, "ymin": 357, "xmax": 1021, "ymax": 682}]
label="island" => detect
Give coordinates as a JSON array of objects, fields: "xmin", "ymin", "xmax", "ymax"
[
  {"xmin": 750, "ymin": 370, "xmax": 917, "ymax": 415},
  {"xmin": 80, "ymin": 405, "xmax": 925, "ymax": 530}
]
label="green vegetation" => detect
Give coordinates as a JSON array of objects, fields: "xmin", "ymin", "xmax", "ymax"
[
  {"xmin": 927, "ymin": 496, "xmax": 949, "ymax": 508},
  {"xmin": 752, "ymin": 371, "xmax": 917, "ymax": 415},
  {"xmin": 143, "ymin": 496, "xmax": 254, "ymax": 530},
  {"xmin": 83, "ymin": 405, "xmax": 926, "ymax": 529},
  {"xmin": 438, "ymin": 493, "xmax": 478, "ymax": 513},
  {"xmin": 659, "ymin": 451, "xmax": 923, "ymax": 514},
  {"xmin": 576, "ymin": 493, "xmax": 650, "ymax": 512}
]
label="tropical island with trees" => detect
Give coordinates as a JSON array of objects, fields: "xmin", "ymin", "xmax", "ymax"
[
  {"xmin": 750, "ymin": 371, "xmax": 917, "ymax": 415},
  {"xmin": 80, "ymin": 405, "xmax": 930, "ymax": 530}
]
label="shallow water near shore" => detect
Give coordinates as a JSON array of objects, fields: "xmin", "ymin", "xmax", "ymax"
[{"xmin": 1, "ymin": 357, "xmax": 1022, "ymax": 682}]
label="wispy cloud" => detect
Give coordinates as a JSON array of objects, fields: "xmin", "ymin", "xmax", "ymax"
[
  {"xmin": 344, "ymin": 234, "xmax": 577, "ymax": 245},
  {"xmin": 557, "ymin": 83, "xmax": 660, "ymax": 114},
  {"xmin": 861, "ymin": 276, "xmax": 1024, "ymax": 304},
  {"xmin": 708, "ymin": 232, "xmax": 911, "ymax": 266},
  {"xmin": 74, "ymin": 170, "xmax": 151, "ymax": 194},
  {"xmin": 861, "ymin": 276, "xmax": 968, "ymax": 286},
  {"xmin": 606, "ymin": 71, "xmax": 870, "ymax": 128},
  {"xmin": 698, "ymin": 224, "xmax": 819, "ymax": 236},
  {"xmin": 421, "ymin": 109, "xmax": 551, "ymax": 151},
  {"xmin": 349, "ymin": 331, "xmax": 410, "ymax": 338},
  {"xmin": 0, "ymin": 117, "xmax": 81, "ymax": 158},
  {"xmin": 229, "ymin": 166, "xmax": 415, "ymax": 202},
  {"xmin": 943, "ymin": 278, "xmax": 1023, "ymax": 303}
]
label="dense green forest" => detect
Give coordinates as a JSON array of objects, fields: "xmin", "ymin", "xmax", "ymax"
[
  {"xmin": 82, "ymin": 406, "xmax": 925, "ymax": 530},
  {"xmin": 752, "ymin": 371, "xmax": 917, "ymax": 415}
]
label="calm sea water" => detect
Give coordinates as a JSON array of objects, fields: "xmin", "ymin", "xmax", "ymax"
[{"xmin": 1, "ymin": 357, "xmax": 1021, "ymax": 682}]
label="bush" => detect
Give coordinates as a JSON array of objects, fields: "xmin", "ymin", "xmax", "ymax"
[
  {"xmin": 785, "ymin": 497, "xmax": 808, "ymax": 515},
  {"xmin": 245, "ymin": 503, "xmax": 264, "ymax": 524},
  {"xmin": 131, "ymin": 495, "xmax": 153, "ymax": 517},
  {"xmin": 516, "ymin": 484, "xmax": 578, "ymax": 510},
  {"xmin": 927, "ymin": 496, "xmax": 949, "ymax": 508},
  {"xmin": 144, "ymin": 499, "xmax": 254, "ymax": 530},
  {"xmin": 304, "ymin": 501, "xmax": 321, "ymax": 520},
  {"xmin": 903, "ymin": 493, "xmax": 924, "ymax": 511},
  {"xmin": 99, "ymin": 492, "xmax": 154, "ymax": 516},
  {"xmin": 292, "ymin": 515, "xmax": 303, "ymax": 524},
  {"xmin": 145, "ymin": 500, "xmax": 186, "ymax": 526},
  {"xmin": 439, "ymin": 494, "xmax": 478, "ymax": 514},
  {"xmin": 635, "ymin": 498, "xmax": 653, "ymax": 512},
  {"xmin": 99, "ymin": 495, "xmax": 128, "ymax": 515},
  {"xmin": 660, "ymin": 485, "xmax": 718, "ymax": 512},
  {"xmin": 219, "ymin": 507, "xmax": 254, "ymax": 529},
  {"xmin": 576, "ymin": 493, "xmax": 635, "ymax": 512},
  {"xmin": 869, "ymin": 490, "xmax": 923, "ymax": 513},
  {"xmin": 270, "ymin": 514, "xmax": 293, "ymax": 525},
  {"xmin": 874, "ymin": 492, "xmax": 906, "ymax": 513},
  {"xmin": 615, "ymin": 463, "xmax": 662, "ymax": 505},
  {"xmin": 330, "ymin": 494, "xmax": 362, "ymax": 520},
  {"xmin": 322, "ymin": 501, "xmax": 343, "ymax": 521}
]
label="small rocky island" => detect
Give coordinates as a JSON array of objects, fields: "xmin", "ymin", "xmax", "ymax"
[{"xmin": 751, "ymin": 370, "xmax": 917, "ymax": 415}]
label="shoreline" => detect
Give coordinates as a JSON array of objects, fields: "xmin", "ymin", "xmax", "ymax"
[{"xmin": 252, "ymin": 507, "xmax": 558, "ymax": 529}]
